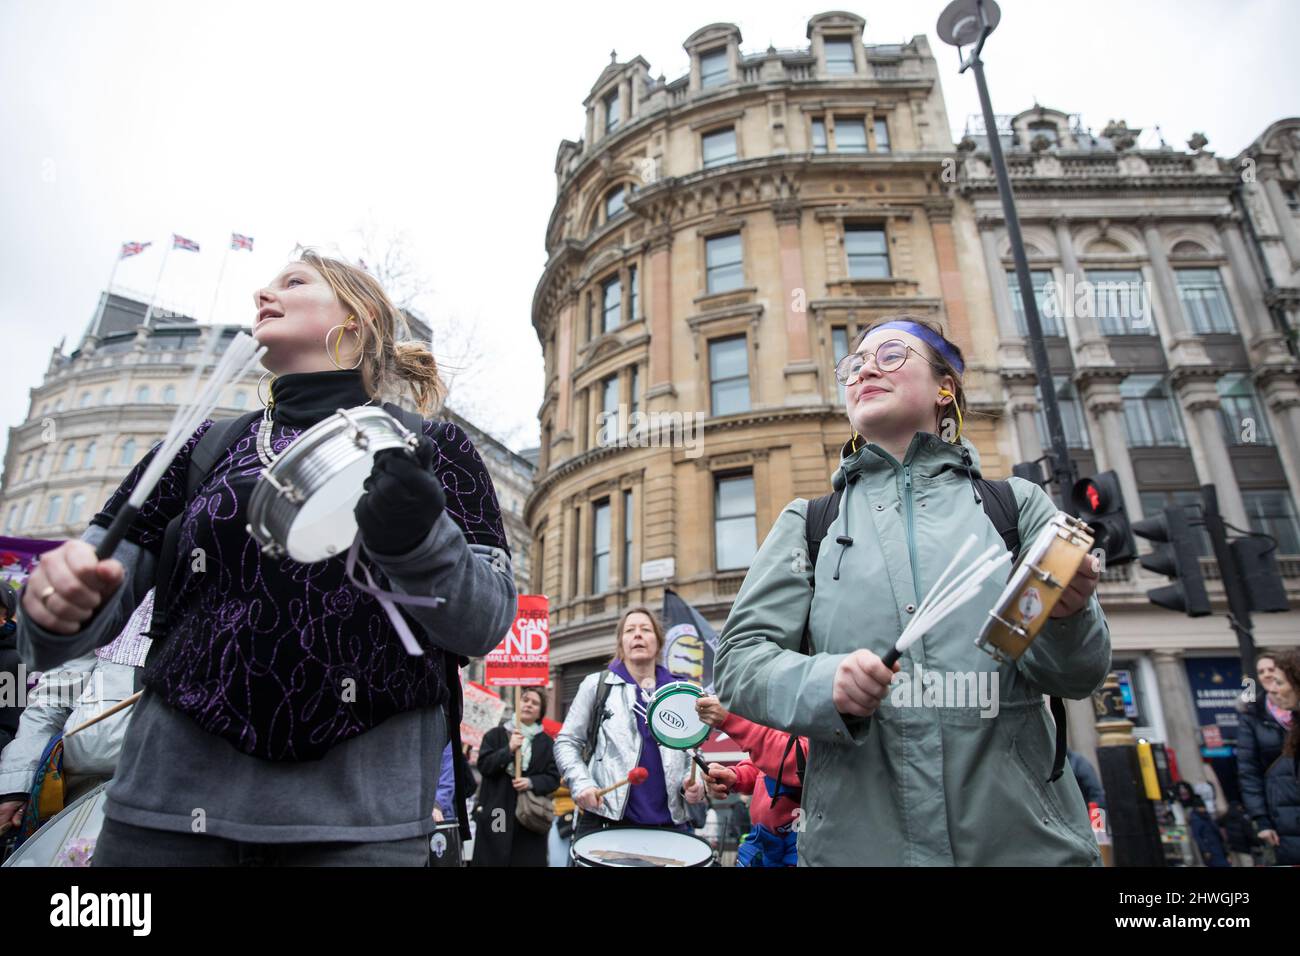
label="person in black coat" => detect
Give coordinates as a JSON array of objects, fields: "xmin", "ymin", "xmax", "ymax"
[
  {"xmin": 1237, "ymin": 652, "xmax": 1290, "ymax": 845},
  {"xmin": 1260, "ymin": 650, "xmax": 1300, "ymax": 865},
  {"xmin": 1067, "ymin": 750, "xmax": 1106, "ymax": 813},
  {"xmin": 471, "ymin": 687, "xmax": 560, "ymax": 867}
]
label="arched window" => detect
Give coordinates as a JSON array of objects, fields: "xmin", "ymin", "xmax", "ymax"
[
  {"xmin": 101, "ymin": 387, "xmax": 112, "ymax": 403},
  {"xmin": 233, "ymin": 390, "xmax": 248, "ymax": 409},
  {"xmin": 120, "ymin": 438, "xmax": 136, "ymax": 465},
  {"xmin": 4, "ymin": 505, "xmax": 17, "ymax": 533},
  {"xmin": 21, "ymin": 501, "xmax": 35, "ymax": 530},
  {"xmin": 66, "ymin": 494, "xmax": 86, "ymax": 525},
  {"xmin": 80, "ymin": 391, "xmax": 93, "ymax": 407},
  {"xmin": 162, "ymin": 385, "xmax": 176, "ymax": 403},
  {"xmin": 82, "ymin": 441, "xmax": 97, "ymax": 469},
  {"xmin": 61, "ymin": 444, "xmax": 77, "ymax": 472},
  {"xmin": 44, "ymin": 495, "xmax": 63, "ymax": 525},
  {"xmin": 54, "ymin": 399, "xmax": 64, "ymax": 412},
  {"xmin": 136, "ymin": 386, "xmax": 151, "ymax": 403},
  {"xmin": 21, "ymin": 456, "xmax": 33, "ymax": 481}
]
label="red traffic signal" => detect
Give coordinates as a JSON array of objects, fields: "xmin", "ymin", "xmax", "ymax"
[{"xmin": 1071, "ymin": 471, "xmax": 1135, "ymax": 565}]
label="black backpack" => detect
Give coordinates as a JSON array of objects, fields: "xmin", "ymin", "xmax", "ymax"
[{"xmin": 801, "ymin": 478, "xmax": 1068, "ymax": 784}]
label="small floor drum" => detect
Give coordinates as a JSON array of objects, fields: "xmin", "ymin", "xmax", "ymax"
[
  {"xmin": 571, "ymin": 827, "xmax": 715, "ymax": 867},
  {"xmin": 247, "ymin": 405, "xmax": 419, "ymax": 563},
  {"xmin": 647, "ymin": 681, "xmax": 708, "ymax": 749},
  {"xmin": 427, "ymin": 820, "xmax": 462, "ymax": 868},
  {"xmin": 3, "ymin": 783, "xmax": 107, "ymax": 867},
  {"xmin": 975, "ymin": 512, "xmax": 1094, "ymax": 664}
]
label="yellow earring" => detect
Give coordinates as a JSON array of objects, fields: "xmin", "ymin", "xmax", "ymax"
[
  {"xmin": 850, "ymin": 429, "xmax": 861, "ymax": 452},
  {"xmin": 938, "ymin": 388, "xmax": 963, "ymax": 441}
]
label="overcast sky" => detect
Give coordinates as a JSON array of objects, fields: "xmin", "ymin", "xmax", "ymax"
[{"xmin": 2, "ymin": 0, "xmax": 1296, "ymax": 459}]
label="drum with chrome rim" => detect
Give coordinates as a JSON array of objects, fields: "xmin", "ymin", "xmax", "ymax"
[
  {"xmin": 647, "ymin": 680, "xmax": 709, "ymax": 750},
  {"xmin": 571, "ymin": 826, "xmax": 715, "ymax": 867},
  {"xmin": 246, "ymin": 405, "xmax": 419, "ymax": 563}
]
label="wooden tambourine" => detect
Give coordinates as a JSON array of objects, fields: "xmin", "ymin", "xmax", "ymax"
[{"xmin": 975, "ymin": 512, "xmax": 1095, "ymax": 664}]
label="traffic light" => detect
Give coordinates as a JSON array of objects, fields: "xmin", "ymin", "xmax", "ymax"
[
  {"xmin": 1230, "ymin": 536, "xmax": 1291, "ymax": 613},
  {"xmin": 1072, "ymin": 471, "xmax": 1136, "ymax": 565},
  {"xmin": 1132, "ymin": 505, "xmax": 1211, "ymax": 617}
]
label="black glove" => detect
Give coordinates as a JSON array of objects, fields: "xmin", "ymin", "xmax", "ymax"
[{"xmin": 354, "ymin": 434, "xmax": 446, "ymax": 555}]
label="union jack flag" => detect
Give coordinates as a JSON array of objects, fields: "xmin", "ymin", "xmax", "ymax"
[
  {"xmin": 119, "ymin": 241, "xmax": 151, "ymax": 259},
  {"xmin": 172, "ymin": 234, "xmax": 200, "ymax": 252},
  {"xmin": 230, "ymin": 232, "xmax": 254, "ymax": 251}
]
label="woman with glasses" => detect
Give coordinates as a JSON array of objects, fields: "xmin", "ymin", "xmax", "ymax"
[{"xmin": 714, "ymin": 315, "xmax": 1110, "ymax": 866}]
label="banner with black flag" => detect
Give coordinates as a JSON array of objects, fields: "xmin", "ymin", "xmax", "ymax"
[{"xmin": 661, "ymin": 588, "xmax": 719, "ymax": 692}]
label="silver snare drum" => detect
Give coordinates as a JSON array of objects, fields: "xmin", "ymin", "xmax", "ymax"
[{"xmin": 247, "ymin": 405, "xmax": 419, "ymax": 563}]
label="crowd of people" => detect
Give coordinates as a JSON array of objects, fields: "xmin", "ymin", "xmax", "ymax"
[{"xmin": 0, "ymin": 258, "xmax": 1296, "ymax": 868}]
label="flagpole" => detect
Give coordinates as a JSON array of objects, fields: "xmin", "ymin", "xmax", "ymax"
[
  {"xmin": 84, "ymin": 248, "xmax": 122, "ymax": 344},
  {"xmin": 207, "ymin": 239, "xmax": 231, "ymax": 324},
  {"xmin": 141, "ymin": 240, "xmax": 172, "ymax": 330}
]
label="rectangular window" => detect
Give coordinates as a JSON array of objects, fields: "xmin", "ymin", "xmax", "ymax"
[
  {"xmin": 592, "ymin": 499, "xmax": 611, "ymax": 593},
  {"xmin": 628, "ymin": 264, "xmax": 639, "ymax": 320},
  {"xmin": 1120, "ymin": 374, "xmax": 1187, "ymax": 447},
  {"xmin": 811, "ymin": 118, "xmax": 828, "ymax": 154},
  {"xmin": 622, "ymin": 489, "xmax": 634, "ymax": 582},
  {"xmin": 1007, "ymin": 270, "xmax": 1063, "ymax": 337},
  {"xmin": 1087, "ymin": 269, "xmax": 1155, "ymax": 336},
  {"xmin": 1138, "ymin": 491, "xmax": 1213, "ymax": 557},
  {"xmin": 44, "ymin": 495, "xmax": 62, "ymax": 526},
  {"xmin": 605, "ymin": 185, "xmax": 626, "ymax": 220},
  {"xmin": 630, "ymin": 364, "xmax": 640, "ymax": 415},
  {"xmin": 832, "ymin": 326, "xmax": 850, "ymax": 405},
  {"xmin": 834, "ymin": 117, "xmax": 868, "ymax": 153},
  {"xmin": 604, "ymin": 90, "xmax": 620, "ymax": 133},
  {"xmin": 873, "ymin": 118, "xmax": 890, "ymax": 153},
  {"xmin": 585, "ymin": 292, "xmax": 593, "ymax": 341},
  {"xmin": 1217, "ymin": 373, "xmax": 1272, "ymax": 446},
  {"xmin": 1243, "ymin": 490, "xmax": 1300, "ymax": 555},
  {"xmin": 845, "ymin": 225, "xmax": 890, "ymax": 279},
  {"xmin": 601, "ymin": 374, "xmax": 619, "ymax": 422},
  {"xmin": 1177, "ymin": 268, "xmax": 1237, "ymax": 334},
  {"xmin": 824, "ymin": 38, "xmax": 855, "ymax": 75},
  {"xmin": 700, "ymin": 48, "xmax": 728, "ymax": 88},
  {"xmin": 602, "ymin": 275, "xmax": 622, "ymax": 333},
  {"xmin": 715, "ymin": 474, "xmax": 758, "ymax": 570},
  {"xmin": 702, "ymin": 127, "xmax": 738, "ymax": 169},
  {"xmin": 709, "ymin": 336, "xmax": 750, "ymax": 416},
  {"xmin": 705, "ymin": 232, "xmax": 744, "ymax": 294},
  {"xmin": 1034, "ymin": 376, "xmax": 1091, "ymax": 449}
]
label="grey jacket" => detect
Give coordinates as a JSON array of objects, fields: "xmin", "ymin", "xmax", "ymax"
[
  {"xmin": 0, "ymin": 652, "xmax": 139, "ymax": 799},
  {"xmin": 554, "ymin": 669, "xmax": 692, "ymax": 825}
]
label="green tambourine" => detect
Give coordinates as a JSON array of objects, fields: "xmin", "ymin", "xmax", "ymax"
[{"xmin": 647, "ymin": 680, "xmax": 709, "ymax": 749}]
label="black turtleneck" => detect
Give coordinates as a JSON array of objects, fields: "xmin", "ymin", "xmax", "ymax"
[{"xmin": 269, "ymin": 370, "xmax": 373, "ymax": 428}]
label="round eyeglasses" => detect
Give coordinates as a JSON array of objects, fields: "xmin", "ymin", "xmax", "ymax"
[{"xmin": 833, "ymin": 339, "xmax": 942, "ymax": 386}]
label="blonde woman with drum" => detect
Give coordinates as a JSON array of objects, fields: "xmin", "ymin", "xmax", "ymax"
[
  {"xmin": 554, "ymin": 606, "xmax": 706, "ymax": 848},
  {"xmin": 714, "ymin": 316, "xmax": 1109, "ymax": 866},
  {"xmin": 17, "ymin": 251, "xmax": 517, "ymax": 865}
]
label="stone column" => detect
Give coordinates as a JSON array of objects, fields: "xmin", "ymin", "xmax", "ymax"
[
  {"xmin": 1215, "ymin": 213, "xmax": 1271, "ymax": 341},
  {"xmin": 979, "ymin": 220, "xmax": 1019, "ymax": 340},
  {"xmin": 1262, "ymin": 177, "xmax": 1300, "ymax": 267},
  {"xmin": 645, "ymin": 228, "xmax": 675, "ymax": 408},
  {"xmin": 1080, "ymin": 373, "xmax": 1143, "ymax": 519},
  {"xmin": 1006, "ymin": 377, "xmax": 1044, "ymax": 464},
  {"xmin": 1141, "ymin": 216, "xmax": 1209, "ymax": 366},
  {"xmin": 774, "ymin": 201, "xmax": 818, "ymax": 403},
  {"xmin": 1174, "ymin": 370, "xmax": 1250, "ymax": 529},
  {"xmin": 574, "ymin": 388, "xmax": 589, "ymax": 455},
  {"xmin": 1257, "ymin": 367, "xmax": 1300, "ymax": 521},
  {"xmin": 1151, "ymin": 650, "xmax": 1207, "ymax": 787}
]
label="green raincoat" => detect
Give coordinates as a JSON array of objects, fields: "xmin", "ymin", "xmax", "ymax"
[{"xmin": 715, "ymin": 433, "xmax": 1110, "ymax": 866}]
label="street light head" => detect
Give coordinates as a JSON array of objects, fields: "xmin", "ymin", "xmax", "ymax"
[{"xmin": 936, "ymin": 0, "xmax": 1001, "ymax": 47}]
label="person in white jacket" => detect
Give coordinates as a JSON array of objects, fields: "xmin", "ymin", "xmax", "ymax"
[{"xmin": 0, "ymin": 590, "xmax": 151, "ymax": 834}]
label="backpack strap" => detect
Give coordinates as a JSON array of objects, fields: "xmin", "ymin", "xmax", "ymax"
[
  {"xmin": 581, "ymin": 672, "xmax": 615, "ymax": 765},
  {"xmin": 973, "ymin": 477, "xmax": 1021, "ymax": 564},
  {"xmin": 145, "ymin": 412, "xmax": 261, "ymax": 660},
  {"xmin": 381, "ymin": 402, "xmax": 426, "ymax": 438},
  {"xmin": 804, "ymin": 489, "xmax": 843, "ymax": 573}
]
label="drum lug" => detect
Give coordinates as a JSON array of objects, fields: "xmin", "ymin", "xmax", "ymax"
[
  {"xmin": 336, "ymin": 407, "xmax": 371, "ymax": 451},
  {"xmin": 1026, "ymin": 562, "xmax": 1064, "ymax": 589},
  {"xmin": 987, "ymin": 610, "xmax": 1030, "ymax": 639},
  {"xmin": 262, "ymin": 470, "xmax": 304, "ymax": 505}
]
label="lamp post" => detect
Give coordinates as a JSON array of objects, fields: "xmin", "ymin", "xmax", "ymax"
[{"xmin": 937, "ymin": 0, "xmax": 1078, "ymax": 511}]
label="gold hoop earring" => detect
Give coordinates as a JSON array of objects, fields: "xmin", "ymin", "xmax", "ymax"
[
  {"xmin": 850, "ymin": 429, "xmax": 861, "ymax": 452},
  {"xmin": 257, "ymin": 371, "xmax": 276, "ymax": 407},
  {"xmin": 325, "ymin": 321, "xmax": 363, "ymax": 371}
]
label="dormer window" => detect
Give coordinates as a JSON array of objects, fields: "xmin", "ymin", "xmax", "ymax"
[
  {"xmin": 604, "ymin": 90, "xmax": 621, "ymax": 134},
  {"xmin": 700, "ymin": 47, "xmax": 728, "ymax": 89},
  {"xmin": 824, "ymin": 37, "xmax": 856, "ymax": 75},
  {"xmin": 605, "ymin": 185, "xmax": 626, "ymax": 220},
  {"xmin": 1028, "ymin": 122, "xmax": 1059, "ymax": 147}
]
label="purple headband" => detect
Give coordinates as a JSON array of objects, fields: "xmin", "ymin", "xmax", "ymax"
[{"xmin": 869, "ymin": 320, "xmax": 964, "ymax": 375}]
